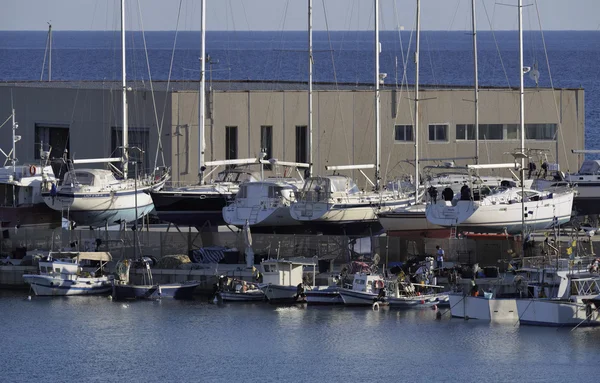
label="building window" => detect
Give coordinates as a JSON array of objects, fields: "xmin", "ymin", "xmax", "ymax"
[
  {"xmin": 260, "ymin": 125, "xmax": 273, "ymax": 170},
  {"xmin": 35, "ymin": 124, "xmax": 70, "ymax": 160},
  {"xmin": 225, "ymin": 126, "xmax": 238, "ymax": 160},
  {"xmin": 428, "ymin": 124, "xmax": 448, "ymax": 142},
  {"xmin": 456, "ymin": 124, "xmax": 475, "ymax": 140},
  {"xmin": 526, "ymin": 123, "xmax": 557, "ymax": 140},
  {"xmin": 111, "ymin": 127, "xmax": 150, "ymax": 176},
  {"xmin": 295, "ymin": 125, "xmax": 308, "ymax": 163},
  {"xmin": 394, "ymin": 125, "xmax": 413, "ymax": 142},
  {"xmin": 478, "ymin": 124, "xmax": 503, "ymax": 140},
  {"xmin": 506, "ymin": 124, "xmax": 520, "ymax": 140}
]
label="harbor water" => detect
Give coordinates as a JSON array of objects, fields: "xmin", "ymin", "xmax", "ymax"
[{"xmin": 2, "ymin": 290, "xmax": 599, "ymax": 383}]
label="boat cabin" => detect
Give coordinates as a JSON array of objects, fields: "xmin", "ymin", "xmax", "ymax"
[
  {"xmin": 0, "ymin": 165, "xmax": 55, "ymax": 207},
  {"xmin": 261, "ymin": 258, "xmax": 316, "ymax": 287},
  {"xmin": 569, "ymin": 160, "xmax": 600, "ymax": 180},
  {"xmin": 214, "ymin": 168, "xmax": 260, "ymax": 184},
  {"xmin": 350, "ymin": 272, "xmax": 385, "ymax": 294},
  {"xmin": 60, "ymin": 169, "xmax": 120, "ymax": 188},
  {"xmin": 235, "ymin": 179, "xmax": 301, "ymax": 208},
  {"xmin": 298, "ymin": 176, "xmax": 360, "ymax": 202},
  {"xmin": 37, "ymin": 251, "xmax": 112, "ymax": 278}
]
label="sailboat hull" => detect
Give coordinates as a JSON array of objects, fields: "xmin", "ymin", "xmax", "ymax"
[
  {"xmin": 426, "ymin": 192, "xmax": 574, "ymax": 234},
  {"xmin": 42, "ymin": 188, "xmax": 155, "ymax": 227}
]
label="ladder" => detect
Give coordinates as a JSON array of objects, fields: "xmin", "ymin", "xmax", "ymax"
[{"xmin": 249, "ymin": 205, "xmax": 260, "ymax": 224}]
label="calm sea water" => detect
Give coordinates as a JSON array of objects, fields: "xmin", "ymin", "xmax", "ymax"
[
  {"xmin": 1, "ymin": 30, "xmax": 600, "ymax": 155},
  {"xmin": 1, "ymin": 290, "xmax": 599, "ymax": 383}
]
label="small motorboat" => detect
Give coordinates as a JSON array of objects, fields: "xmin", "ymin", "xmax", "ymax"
[
  {"xmin": 23, "ymin": 251, "xmax": 113, "ymax": 296},
  {"xmin": 111, "ymin": 259, "xmax": 200, "ymax": 300},
  {"xmin": 215, "ymin": 276, "xmax": 265, "ymax": 302}
]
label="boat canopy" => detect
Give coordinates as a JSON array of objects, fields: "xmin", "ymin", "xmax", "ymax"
[
  {"xmin": 62, "ymin": 169, "xmax": 118, "ymax": 187},
  {"xmin": 302, "ymin": 176, "xmax": 360, "ymax": 195},
  {"xmin": 577, "ymin": 160, "xmax": 600, "ymax": 175},
  {"xmin": 78, "ymin": 252, "xmax": 112, "ymax": 262},
  {"xmin": 215, "ymin": 168, "xmax": 260, "ymax": 183}
]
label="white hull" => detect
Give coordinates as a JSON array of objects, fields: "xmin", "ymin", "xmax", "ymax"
[
  {"xmin": 262, "ymin": 284, "xmax": 306, "ymax": 304},
  {"xmin": 426, "ymin": 192, "xmax": 574, "ymax": 234},
  {"xmin": 516, "ymin": 299, "xmax": 600, "ymax": 327},
  {"xmin": 217, "ymin": 290, "xmax": 265, "ymax": 302},
  {"xmin": 388, "ymin": 293, "xmax": 449, "ymax": 308},
  {"xmin": 339, "ymin": 288, "xmax": 386, "ymax": 306},
  {"xmin": 448, "ymin": 293, "xmax": 518, "ymax": 321},
  {"xmin": 43, "ymin": 186, "xmax": 156, "ymax": 226},
  {"xmin": 291, "ymin": 201, "xmax": 379, "ymax": 223},
  {"xmin": 223, "ymin": 206, "xmax": 300, "ymax": 227},
  {"xmin": 23, "ymin": 274, "xmax": 112, "ymax": 296}
]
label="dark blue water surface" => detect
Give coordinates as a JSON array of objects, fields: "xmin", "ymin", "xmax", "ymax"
[
  {"xmin": 1, "ymin": 291, "xmax": 599, "ymax": 383},
  {"xmin": 1, "ymin": 30, "xmax": 600, "ymax": 151}
]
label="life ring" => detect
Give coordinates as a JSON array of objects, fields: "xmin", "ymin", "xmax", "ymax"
[{"xmin": 29, "ymin": 165, "xmax": 37, "ymax": 176}]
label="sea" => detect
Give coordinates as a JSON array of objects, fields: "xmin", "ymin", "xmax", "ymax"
[
  {"xmin": 1, "ymin": 30, "xmax": 600, "ymax": 154},
  {"xmin": 1, "ymin": 290, "xmax": 599, "ymax": 383},
  {"xmin": 2, "ymin": 31, "xmax": 600, "ymax": 382}
]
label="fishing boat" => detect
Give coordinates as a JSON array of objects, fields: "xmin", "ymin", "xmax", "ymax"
[
  {"xmin": 0, "ymin": 109, "xmax": 61, "ymax": 229},
  {"xmin": 112, "ymin": 258, "xmax": 200, "ymax": 300},
  {"xmin": 260, "ymin": 258, "xmax": 317, "ymax": 304},
  {"xmin": 215, "ymin": 276, "xmax": 265, "ymax": 302},
  {"xmin": 41, "ymin": 0, "xmax": 168, "ymax": 228},
  {"xmin": 338, "ymin": 272, "xmax": 388, "ymax": 306},
  {"xmin": 23, "ymin": 251, "xmax": 113, "ymax": 296},
  {"xmin": 516, "ymin": 271, "xmax": 600, "ymax": 327}
]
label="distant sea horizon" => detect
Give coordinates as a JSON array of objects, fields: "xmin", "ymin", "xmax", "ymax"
[{"xmin": 1, "ymin": 30, "xmax": 600, "ymax": 154}]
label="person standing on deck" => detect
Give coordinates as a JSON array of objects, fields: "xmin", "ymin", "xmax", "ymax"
[{"xmin": 436, "ymin": 245, "xmax": 444, "ymax": 270}]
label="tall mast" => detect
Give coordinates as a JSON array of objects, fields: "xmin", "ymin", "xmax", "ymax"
[
  {"xmin": 519, "ymin": 0, "xmax": 525, "ymax": 233},
  {"xmin": 308, "ymin": 0, "xmax": 313, "ymax": 176},
  {"xmin": 121, "ymin": 0, "xmax": 129, "ymax": 179},
  {"xmin": 198, "ymin": 0, "xmax": 207, "ymax": 184},
  {"xmin": 48, "ymin": 23, "xmax": 52, "ymax": 82},
  {"xmin": 374, "ymin": 0, "xmax": 381, "ymax": 191},
  {"xmin": 472, "ymin": 0, "xmax": 479, "ymax": 163},
  {"xmin": 414, "ymin": 0, "xmax": 421, "ymax": 204}
]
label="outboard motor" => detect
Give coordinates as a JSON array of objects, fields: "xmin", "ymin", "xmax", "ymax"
[{"xmin": 427, "ymin": 186, "xmax": 438, "ymax": 203}]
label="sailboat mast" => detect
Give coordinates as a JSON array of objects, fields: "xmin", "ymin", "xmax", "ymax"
[
  {"xmin": 121, "ymin": 0, "xmax": 129, "ymax": 180},
  {"xmin": 472, "ymin": 0, "xmax": 479, "ymax": 163},
  {"xmin": 414, "ymin": 0, "xmax": 421, "ymax": 204},
  {"xmin": 519, "ymin": 0, "xmax": 525, "ymax": 232},
  {"xmin": 374, "ymin": 0, "xmax": 381, "ymax": 191},
  {"xmin": 48, "ymin": 23, "xmax": 52, "ymax": 82},
  {"xmin": 198, "ymin": 0, "xmax": 207, "ymax": 184},
  {"xmin": 308, "ymin": 0, "xmax": 313, "ymax": 177}
]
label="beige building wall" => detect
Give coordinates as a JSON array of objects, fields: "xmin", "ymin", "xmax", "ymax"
[{"xmin": 0, "ymin": 84, "xmax": 583, "ymax": 187}]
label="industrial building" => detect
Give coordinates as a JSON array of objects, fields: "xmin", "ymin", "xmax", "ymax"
[{"xmin": 0, "ymin": 81, "xmax": 584, "ymax": 185}]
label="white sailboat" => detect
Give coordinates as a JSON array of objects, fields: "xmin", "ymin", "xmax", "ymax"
[
  {"xmin": 222, "ymin": 161, "xmax": 308, "ymax": 230},
  {"xmin": 425, "ymin": 0, "xmax": 574, "ymax": 235},
  {"xmin": 41, "ymin": 0, "xmax": 167, "ymax": 228},
  {"xmin": 291, "ymin": 0, "xmax": 413, "ymax": 234},
  {"xmin": 0, "ymin": 109, "xmax": 61, "ymax": 229}
]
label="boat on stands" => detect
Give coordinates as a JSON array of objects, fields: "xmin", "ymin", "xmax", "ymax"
[
  {"xmin": 23, "ymin": 251, "xmax": 113, "ymax": 296},
  {"xmin": 290, "ymin": 174, "xmax": 413, "ymax": 235},
  {"xmin": 151, "ymin": 163, "xmax": 260, "ymax": 227},
  {"xmin": 426, "ymin": 164, "xmax": 574, "ymax": 234},
  {"xmin": 260, "ymin": 258, "xmax": 317, "ymax": 304},
  {"xmin": 222, "ymin": 161, "xmax": 310, "ymax": 232},
  {"xmin": 535, "ymin": 156, "xmax": 600, "ymax": 216},
  {"xmin": 41, "ymin": 2, "xmax": 168, "ymax": 228},
  {"xmin": 112, "ymin": 258, "xmax": 200, "ymax": 300},
  {"xmin": 0, "ymin": 109, "xmax": 61, "ymax": 229}
]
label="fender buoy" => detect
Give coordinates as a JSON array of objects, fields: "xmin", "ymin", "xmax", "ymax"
[
  {"xmin": 372, "ymin": 301, "xmax": 380, "ymax": 311},
  {"xmin": 29, "ymin": 165, "xmax": 37, "ymax": 176}
]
